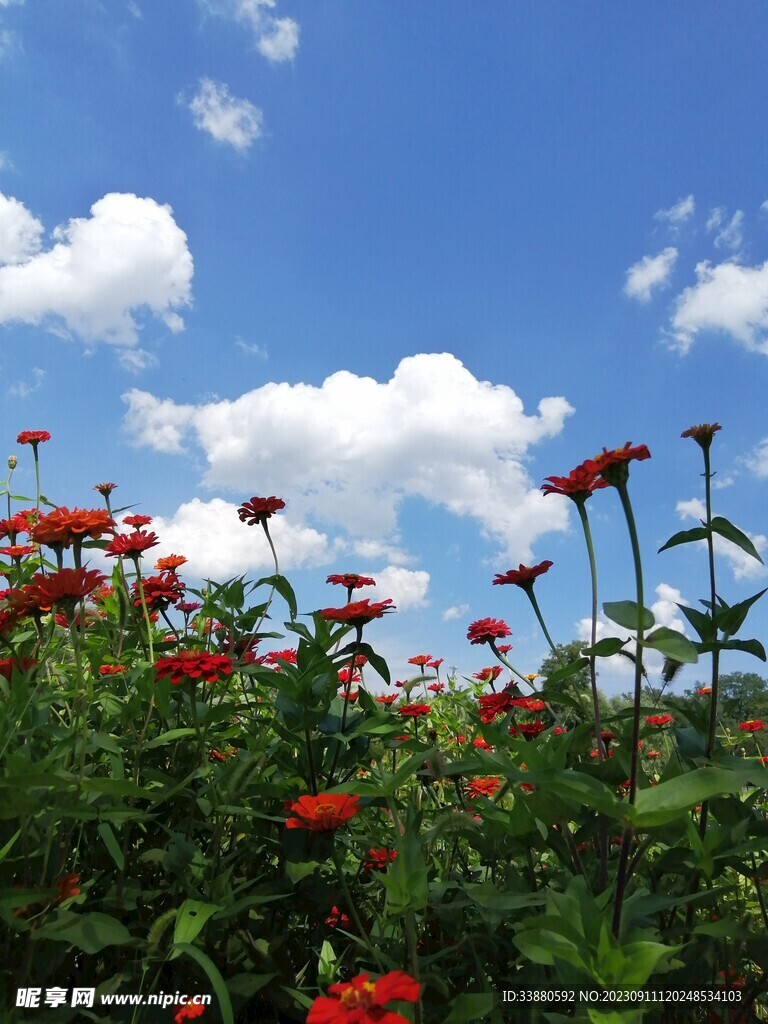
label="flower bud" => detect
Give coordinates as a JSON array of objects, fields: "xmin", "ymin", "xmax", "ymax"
[{"xmin": 7, "ymin": 455, "xmax": 17, "ymax": 470}]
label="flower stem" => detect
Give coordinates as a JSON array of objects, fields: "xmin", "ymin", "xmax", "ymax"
[{"xmin": 132, "ymin": 557, "xmax": 155, "ymax": 664}]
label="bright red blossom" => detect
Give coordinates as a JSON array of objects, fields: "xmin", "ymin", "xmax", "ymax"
[
  {"xmin": 132, "ymin": 573, "xmax": 185, "ymax": 611},
  {"xmin": 492, "ymin": 561, "xmax": 553, "ymax": 588},
  {"xmin": 27, "ymin": 568, "xmax": 107, "ymax": 612},
  {"xmin": 237, "ymin": 496, "xmax": 286, "ymax": 525},
  {"xmin": 407, "ymin": 654, "xmax": 431, "ymax": 667},
  {"xmin": 739, "ymin": 720, "xmax": 765, "ymax": 732},
  {"xmin": 123, "ymin": 514, "xmax": 153, "ymax": 528},
  {"xmin": 155, "ymin": 554, "xmax": 187, "ymax": 571},
  {"xmin": 398, "ymin": 703, "xmax": 430, "ymax": 717},
  {"xmin": 645, "ymin": 714, "xmax": 674, "ymax": 727},
  {"xmin": 320, "ymin": 599, "xmax": 395, "ymax": 627},
  {"xmin": 363, "ymin": 848, "xmax": 398, "ymax": 871},
  {"xmin": 466, "ymin": 776, "xmax": 501, "ymax": 799},
  {"xmin": 541, "ymin": 465, "xmax": 609, "ymax": 501},
  {"xmin": 581, "ymin": 443, "xmax": 651, "ymax": 486},
  {"xmin": 307, "ymin": 971, "xmax": 419, "ymax": 1024},
  {"xmin": 154, "ymin": 652, "xmax": 233, "ymax": 686},
  {"xmin": 105, "ymin": 531, "xmax": 160, "ymax": 557},
  {"xmin": 467, "ymin": 617, "xmax": 511, "ymax": 645},
  {"xmin": 286, "ymin": 792, "xmax": 360, "ymax": 832},
  {"xmin": 174, "ymin": 1003, "xmax": 205, "ymax": 1023},
  {"xmin": 17, "ymin": 430, "xmax": 51, "ymax": 446},
  {"xmin": 326, "ymin": 573, "xmax": 376, "ymax": 589},
  {"xmin": 375, "ymin": 694, "xmax": 397, "ymax": 706},
  {"xmin": 31, "ymin": 507, "xmax": 115, "ymax": 548},
  {"xmin": 474, "ymin": 666, "xmax": 503, "ymax": 684},
  {"xmin": 54, "ymin": 873, "xmax": 81, "ymax": 902}
]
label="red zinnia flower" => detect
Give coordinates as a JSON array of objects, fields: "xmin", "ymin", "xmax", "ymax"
[
  {"xmin": 466, "ymin": 776, "xmax": 501, "ymax": 799},
  {"xmin": 155, "ymin": 554, "xmax": 187, "ymax": 571},
  {"xmin": 427, "ymin": 682, "xmax": 444, "ymax": 693},
  {"xmin": 474, "ymin": 666, "xmax": 503, "ymax": 684},
  {"xmin": 0, "ymin": 657, "xmax": 37, "ymax": 680},
  {"xmin": 338, "ymin": 688, "xmax": 359, "ymax": 701},
  {"xmin": 54, "ymin": 873, "xmax": 81, "ymax": 903},
  {"xmin": 473, "ymin": 737, "xmax": 492, "ymax": 750},
  {"xmin": 105, "ymin": 531, "xmax": 160, "ymax": 558},
  {"xmin": 696, "ymin": 686, "xmax": 712, "ymax": 696},
  {"xmin": 407, "ymin": 654, "xmax": 431, "ymax": 667},
  {"xmin": 327, "ymin": 573, "xmax": 376, "ymax": 589},
  {"xmin": 31, "ymin": 507, "xmax": 115, "ymax": 548},
  {"xmin": 363, "ymin": 848, "xmax": 398, "ymax": 872},
  {"xmin": 123, "ymin": 514, "xmax": 153, "ymax": 528},
  {"xmin": 174, "ymin": 1003, "xmax": 205, "ymax": 1023},
  {"xmin": 325, "ymin": 905, "xmax": 351, "ymax": 929},
  {"xmin": 132, "ymin": 573, "xmax": 185, "ymax": 611},
  {"xmin": 427, "ymin": 657, "xmax": 443, "ymax": 669},
  {"xmin": 93, "ymin": 482, "xmax": 117, "ymax": 496},
  {"xmin": 581, "ymin": 442, "xmax": 651, "ymax": 487},
  {"xmin": 265, "ymin": 648, "xmax": 298, "ymax": 665},
  {"xmin": 739, "ymin": 719, "xmax": 765, "ymax": 732},
  {"xmin": 477, "ymin": 690, "xmax": 522, "ymax": 722},
  {"xmin": 647, "ymin": 750, "xmax": 661, "ymax": 759},
  {"xmin": 492, "ymin": 561, "xmax": 553, "ymax": 589},
  {"xmin": 398, "ymin": 703, "xmax": 430, "ymax": 717},
  {"xmin": 681, "ymin": 423, "xmax": 722, "ymax": 449},
  {"xmin": 178, "ymin": 600, "xmax": 202, "ymax": 614},
  {"xmin": 645, "ymin": 714, "xmax": 674, "ymax": 727},
  {"xmin": 237, "ymin": 496, "xmax": 285, "ymax": 526},
  {"xmin": 99, "ymin": 664, "xmax": 126, "ymax": 676},
  {"xmin": 0, "ymin": 544, "xmax": 36, "ymax": 559},
  {"xmin": 517, "ymin": 720, "xmax": 546, "ymax": 739},
  {"xmin": 541, "ymin": 465, "xmax": 609, "ymax": 502},
  {"xmin": 285, "ymin": 792, "xmax": 360, "ymax": 832},
  {"xmin": 307, "ymin": 971, "xmax": 419, "ymax": 1024},
  {"xmin": 320, "ymin": 599, "xmax": 395, "ymax": 627},
  {"xmin": 154, "ymin": 652, "xmax": 234, "ymax": 686},
  {"xmin": 375, "ymin": 694, "xmax": 397, "ymax": 706},
  {"xmin": 17, "ymin": 430, "xmax": 51, "ymax": 446},
  {"xmin": 26, "ymin": 568, "xmax": 106, "ymax": 612},
  {"xmin": 517, "ymin": 697, "xmax": 546, "ymax": 712},
  {"xmin": 467, "ymin": 617, "xmax": 511, "ymax": 645}
]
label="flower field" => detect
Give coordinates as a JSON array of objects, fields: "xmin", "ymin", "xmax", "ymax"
[{"xmin": 2, "ymin": 426, "xmax": 768, "ymax": 1023}]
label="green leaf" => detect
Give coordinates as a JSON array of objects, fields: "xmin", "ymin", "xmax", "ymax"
[
  {"xmin": 632, "ymin": 766, "xmax": 762, "ymax": 827},
  {"xmin": 641, "ymin": 627, "xmax": 698, "ymax": 664},
  {"xmin": 713, "ymin": 589, "xmax": 768, "ymax": 636},
  {"xmin": 354, "ymin": 642, "xmax": 390, "ymax": 685},
  {"xmin": 97, "ymin": 822, "xmax": 124, "ymax": 871},
  {"xmin": 255, "ymin": 573, "xmax": 298, "ymax": 620},
  {"xmin": 0, "ymin": 829, "xmax": 20, "ymax": 863},
  {"xmin": 144, "ymin": 728, "xmax": 197, "ymax": 749},
  {"xmin": 444, "ymin": 993, "xmax": 495, "ymax": 1023},
  {"xmin": 33, "ymin": 912, "xmax": 133, "ymax": 954},
  {"xmin": 696, "ymin": 638, "xmax": 767, "ymax": 662},
  {"xmin": 677, "ymin": 603, "xmax": 716, "ymax": 643},
  {"xmin": 173, "ymin": 900, "xmax": 220, "ymax": 946},
  {"xmin": 582, "ymin": 637, "xmax": 627, "ymax": 657},
  {"xmin": 711, "ymin": 516, "xmax": 764, "ymax": 564},
  {"xmin": 658, "ymin": 526, "xmax": 709, "ymax": 553},
  {"xmin": 174, "ymin": 943, "xmax": 234, "ymax": 1024},
  {"xmin": 543, "ymin": 657, "xmax": 589, "ymax": 685},
  {"xmin": 603, "ymin": 601, "xmax": 654, "ymax": 631}
]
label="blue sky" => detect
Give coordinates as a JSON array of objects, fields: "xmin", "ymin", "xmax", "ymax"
[{"xmin": 2, "ymin": 1, "xmax": 768, "ymax": 693}]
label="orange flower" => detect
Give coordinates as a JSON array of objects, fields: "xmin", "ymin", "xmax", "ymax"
[
  {"xmin": 285, "ymin": 792, "xmax": 360, "ymax": 832},
  {"xmin": 466, "ymin": 776, "xmax": 501, "ymax": 799},
  {"xmin": 155, "ymin": 554, "xmax": 187, "ymax": 571}
]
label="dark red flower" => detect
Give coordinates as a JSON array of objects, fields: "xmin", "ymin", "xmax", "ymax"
[
  {"xmin": 516, "ymin": 720, "xmax": 546, "ymax": 739},
  {"xmin": 473, "ymin": 665, "xmax": 503, "ymax": 684},
  {"xmin": 738, "ymin": 719, "xmax": 765, "ymax": 732},
  {"xmin": 495, "ymin": 643, "xmax": 512, "ymax": 655},
  {"xmin": 363, "ymin": 848, "xmax": 397, "ymax": 872},
  {"xmin": 427, "ymin": 657, "xmax": 443, "ymax": 669},
  {"xmin": 493, "ymin": 561, "xmax": 553, "ymax": 589},
  {"xmin": 320, "ymin": 599, "xmax": 395, "ymax": 627},
  {"xmin": 398, "ymin": 703, "xmax": 430, "ymax": 717},
  {"xmin": 477, "ymin": 690, "xmax": 521, "ymax": 722},
  {"xmin": 375, "ymin": 694, "xmax": 397, "ymax": 706},
  {"xmin": 326, "ymin": 573, "xmax": 376, "ymax": 589},
  {"xmin": 132, "ymin": 573, "xmax": 185, "ymax": 611},
  {"xmin": 123, "ymin": 513, "xmax": 153, "ymax": 528},
  {"xmin": 307, "ymin": 971, "xmax": 419, "ymax": 1024},
  {"xmin": 541, "ymin": 465, "xmax": 609, "ymax": 502},
  {"xmin": 54, "ymin": 873, "xmax": 81, "ymax": 903},
  {"xmin": 93, "ymin": 482, "xmax": 117, "ymax": 496},
  {"xmin": 285, "ymin": 792, "xmax": 360, "ymax": 831},
  {"xmin": 178, "ymin": 600, "xmax": 202, "ymax": 614},
  {"xmin": 581, "ymin": 443, "xmax": 651, "ymax": 487},
  {"xmin": 105, "ymin": 531, "xmax": 160, "ymax": 558},
  {"xmin": 645, "ymin": 714, "xmax": 674, "ymax": 727},
  {"xmin": 237, "ymin": 496, "xmax": 285, "ymax": 525},
  {"xmin": 467, "ymin": 617, "xmax": 511, "ymax": 645},
  {"xmin": 17, "ymin": 430, "xmax": 51, "ymax": 446},
  {"xmin": 681, "ymin": 423, "xmax": 722, "ymax": 449},
  {"xmin": 154, "ymin": 651, "xmax": 233, "ymax": 686},
  {"xmin": 0, "ymin": 657, "xmax": 37, "ymax": 681},
  {"xmin": 265, "ymin": 648, "xmax": 298, "ymax": 665},
  {"xmin": 26, "ymin": 568, "xmax": 106, "ymax": 612},
  {"xmin": 325, "ymin": 905, "xmax": 351, "ymax": 929}
]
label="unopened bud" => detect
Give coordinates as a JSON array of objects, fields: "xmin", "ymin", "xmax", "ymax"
[{"xmin": 7, "ymin": 455, "xmax": 17, "ymax": 470}]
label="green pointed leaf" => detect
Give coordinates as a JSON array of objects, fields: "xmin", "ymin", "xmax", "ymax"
[
  {"xmin": 353, "ymin": 642, "xmax": 390, "ymax": 684},
  {"xmin": 658, "ymin": 526, "xmax": 709, "ymax": 553},
  {"xmin": 173, "ymin": 900, "xmax": 220, "ymax": 946},
  {"xmin": 32, "ymin": 912, "xmax": 133, "ymax": 954},
  {"xmin": 603, "ymin": 601, "xmax": 654, "ymax": 631},
  {"xmin": 641, "ymin": 627, "xmax": 698, "ymax": 664},
  {"xmin": 255, "ymin": 573, "xmax": 298, "ymax": 620},
  {"xmin": 582, "ymin": 637, "xmax": 627, "ymax": 657},
  {"xmin": 174, "ymin": 943, "xmax": 234, "ymax": 1024},
  {"xmin": 97, "ymin": 822, "xmax": 124, "ymax": 871},
  {"xmin": 543, "ymin": 656, "xmax": 589, "ymax": 685},
  {"xmin": 633, "ymin": 765, "xmax": 764, "ymax": 827},
  {"xmin": 677, "ymin": 603, "xmax": 716, "ymax": 643},
  {"xmin": 444, "ymin": 993, "xmax": 495, "ymax": 1023},
  {"xmin": 711, "ymin": 516, "xmax": 764, "ymax": 564},
  {"xmin": 696, "ymin": 638, "xmax": 767, "ymax": 661},
  {"xmin": 713, "ymin": 588, "xmax": 768, "ymax": 636}
]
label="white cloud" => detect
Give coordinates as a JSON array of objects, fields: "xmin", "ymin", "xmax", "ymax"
[
  {"xmin": 7, "ymin": 365, "xmax": 44, "ymax": 398},
  {"xmin": 744, "ymin": 438, "xmax": 768, "ymax": 479},
  {"xmin": 0, "ymin": 192, "xmax": 193, "ymax": 367},
  {"xmin": 188, "ymin": 78, "xmax": 263, "ymax": 151},
  {"xmin": 235, "ymin": 336, "xmax": 268, "ymax": 358},
  {"xmin": 354, "ymin": 566, "xmax": 430, "ymax": 611},
  {"xmin": 126, "ymin": 1, "xmax": 142, "ymax": 18},
  {"xmin": 676, "ymin": 497, "xmax": 767, "ymax": 580},
  {"xmin": 0, "ymin": 28, "xmax": 18, "ymax": 60},
  {"xmin": 122, "ymin": 353, "xmax": 574, "ymax": 562},
  {"xmin": 442, "ymin": 603, "xmax": 469, "ymax": 622},
  {"xmin": 624, "ymin": 247, "xmax": 678, "ymax": 302},
  {"xmin": 706, "ymin": 207, "xmax": 724, "ymax": 233},
  {"xmin": 0, "ymin": 192, "xmax": 43, "ymax": 265},
  {"xmin": 0, "ymin": 152, "xmax": 12, "ymax": 171},
  {"xmin": 714, "ymin": 211, "xmax": 744, "ymax": 252},
  {"xmin": 670, "ymin": 259, "xmax": 768, "ymax": 354},
  {"xmin": 655, "ymin": 195, "xmax": 695, "ymax": 224},
  {"xmin": 150, "ymin": 497, "xmax": 331, "ymax": 578},
  {"xmin": 201, "ymin": 0, "xmax": 299, "ymax": 63}
]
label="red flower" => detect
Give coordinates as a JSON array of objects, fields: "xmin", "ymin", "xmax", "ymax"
[
  {"xmin": 237, "ymin": 496, "xmax": 285, "ymax": 526},
  {"xmin": 338, "ymin": 666, "xmax": 361, "ymax": 685},
  {"xmin": 0, "ymin": 544, "xmax": 36, "ymax": 559},
  {"xmin": 739, "ymin": 719, "xmax": 765, "ymax": 732},
  {"xmin": 398, "ymin": 703, "xmax": 430, "ymax": 717},
  {"xmin": 541, "ymin": 465, "xmax": 609, "ymax": 502},
  {"xmin": 285, "ymin": 792, "xmax": 360, "ymax": 832},
  {"xmin": 517, "ymin": 697, "xmax": 546, "ymax": 712},
  {"xmin": 17, "ymin": 430, "xmax": 51, "ymax": 446},
  {"xmin": 320, "ymin": 599, "xmax": 395, "ymax": 627},
  {"xmin": 474, "ymin": 666, "xmax": 503, "ymax": 684},
  {"xmin": 327, "ymin": 573, "xmax": 376, "ymax": 589},
  {"xmin": 696, "ymin": 686, "xmax": 712, "ymax": 696},
  {"xmin": 265, "ymin": 648, "xmax": 298, "ymax": 665},
  {"xmin": 307, "ymin": 971, "xmax": 419, "ymax": 1024},
  {"xmin": 492, "ymin": 561, "xmax": 553, "ymax": 589},
  {"xmin": 477, "ymin": 690, "xmax": 522, "ymax": 722},
  {"xmin": 26, "ymin": 568, "xmax": 106, "ymax": 612},
  {"xmin": 647, "ymin": 750, "xmax": 661, "ymax": 759},
  {"xmin": 325, "ymin": 905, "xmax": 351, "ymax": 929},
  {"xmin": 133, "ymin": 573, "xmax": 185, "ymax": 611},
  {"xmin": 427, "ymin": 657, "xmax": 443, "ymax": 669},
  {"xmin": 645, "ymin": 714, "xmax": 674, "ymax": 727},
  {"xmin": 581, "ymin": 443, "xmax": 651, "ymax": 487},
  {"xmin": 338, "ymin": 688, "xmax": 359, "ymax": 702},
  {"xmin": 467, "ymin": 617, "xmax": 511, "ymax": 645},
  {"xmin": 31, "ymin": 507, "xmax": 115, "ymax": 548},
  {"xmin": 54, "ymin": 873, "xmax": 81, "ymax": 903},
  {"xmin": 123, "ymin": 514, "xmax": 153, "ymax": 528},
  {"xmin": 496, "ymin": 643, "xmax": 513, "ymax": 655},
  {"xmin": 105, "ymin": 531, "xmax": 160, "ymax": 557},
  {"xmin": 472, "ymin": 737, "xmax": 492, "ymax": 751},
  {"xmin": 99, "ymin": 664, "xmax": 126, "ymax": 676},
  {"xmin": 681, "ymin": 423, "xmax": 722, "ymax": 448},
  {"xmin": 155, "ymin": 652, "xmax": 234, "ymax": 686},
  {"xmin": 178, "ymin": 600, "xmax": 202, "ymax": 614},
  {"xmin": 516, "ymin": 720, "xmax": 546, "ymax": 739},
  {"xmin": 155, "ymin": 554, "xmax": 187, "ymax": 571},
  {"xmin": 363, "ymin": 848, "xmax": 398, "ymax": 872},
  {"xmin": 93, "ymin": 482, "xmax": 117, "ymax": 496},
  {"xmin": 0, "ymin": 657, "xmax": 37, "ymax": 681},
  {"xmin": 375, "ymin": 694, "xmax": 397, "ymax": 706},
  {"xmin": 174, "ymin": 1003, "xmax": 205, "ymax": 1023},
  {"xmin": 427, "ymin": 682, "xmax": 444, "ymax": 693},
  {"xmin": 466, "ymin": 776, "xmax": 501, "ymax": 799},
  {"xmin": 407, "ymin": 654, "xmax": 431, "ymax": 667}
]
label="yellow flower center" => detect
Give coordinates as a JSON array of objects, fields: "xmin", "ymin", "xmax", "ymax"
[{"xmin": 339, "ymin": 981, "xmax": 376, "ymax": 1010}]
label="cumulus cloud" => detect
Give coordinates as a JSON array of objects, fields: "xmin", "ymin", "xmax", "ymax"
[
  {"xmin": 442, "ymin": 603, "xmax": 469, "ymax": 622},
  {"xmin": 655, "ymin": 195, "xmax": 695, "ymax": 224},
  {"xmin": 7, "ymin": 365, "xmax": 44, "ymax": 398},
  {"xmin": 0, "ymin": 192, "xmax": 193, "ymax": 368},
  {"xmin": 235, "ymin": 336, "xmax": 268, "ymax": 358},
  {"xmin": 744, "ymin": 438, "xmax": 768, "ymax": 478},
  {"xmin": 712, "ymin": 210, "xmax": 744, "ymax": 252},
  {"xmin": 188, "ymin": 78, "xmax": 263, "ymax": 151},
  {"xmin": 123, "ymin": 353, "xmax": 574, "ymax": 562},
  {"xmin": 354, "ymin": 566, "xmax": 430, "ymax": 611},
  {"xmin": 201, "ymin": 0, "xmax": 299, "ymax": 62},
  {"xmin": 670, "ymin": 259, "xmax": 768, "ymax": 355},
  {"xmin": 676, "ymin": 497, "xmax": 767, "ymax": 580},
  {"xmin": 0, "ymin": 192, "xmax": 43, "ymax": 265},
  {"xmin": 624, "ymin": 247, "xmax": 678, "ymax": 302}
]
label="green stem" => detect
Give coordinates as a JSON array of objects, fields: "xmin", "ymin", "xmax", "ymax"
[
  {"xmin": 332, "ymin": 847, "xmax": 386, "ymax": 973},
  {"xmin": 132, "ymin": 557, "xmax": 155, "ymax": 664},
  {"xmin": 251, "ymin": 520, "xmax": 279, "ymax": 639}
]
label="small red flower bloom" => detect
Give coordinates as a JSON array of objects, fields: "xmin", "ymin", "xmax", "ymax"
[
  {"xmin": 466, "ymin": 776, "xmax": 501, "ymax": 799},
  {"xmin": 398, "ymin": 703, "xmax": 430, "ymax": 717},
  {"xmin": 285, "ymin": 792, "xmax": 360, "ymax": 832},
  {"xmin": 517, "ymin": 697, "xmax": 546, "ymax": 712},
  {"xmin": 307, "ymin": 971, "xmax": 419, "ymax": 1024},
  {"xmin": 338, "ymin": 666, "xmax": 361, "ymax": 685},
  {"xmin": 427, "ymin": 682, "xmax": 444, "ymax": 693},
  {"xmin": 99, "ymin": 664, "xmax": 126, "ymax": 676},
  {"xmin": 154, "ymin": 652, "xmax": 234, "ymax": 686},
  {"xmin": 174, "ymin": 1003, "xmax": 205, "ymax": 1023},
  {"xmin": 427, "ymin": 657, "xmax": 443, "ymax": 669},
  {"xmin": 541, "ymin": 465, "xmax": 609, "ymax": 502},
  {"xmin": 477, "ymin": 690, "xmax": 522, "ymax": 722},
  {"xmin": 647, "ymin": 750, "xmax": 661, "ymax": 759},
  {"xmin": 93, "ymin": 482, "xmax": 117, "ymax": 496},
  {"xmin": 0, "ymin": 544, "xmax": 36, "ymax": 558},
  {"xmin": 472, "ymin": 737, "xmax": 492, "ymax": 750},
  {"xmin": 408, "ymin": 654, "xmax": 431, "ymax": 667},
  {"xmin": 325, "ymin": 905, "xmax": 351, "ymax": 929},
  {"xmin": 265, "ymin": 648, "xmax": 298, "ymax": 665},
  {"xmin": 474, "ymin": 666, "xmax": 503, "ymax": 684},
  {"xmin": 492, "ymin": 561, "xmax": 553, "ymax": 589},
  {"xmin": 581, "ymin": 443, "xmax": 651, "ymax": 486},
  {"xmin": 375, "ymin": 693, "xmax": 397, "ymax": 706},
  {"xmin": 363, "ymin": 848, "xmax": 398, "ymax": 871},
  {"xmin": 739, "ymin": 719, "xmax": 765, "ymax": 732},
  {"xmin": 495, "ymin": 643, "xmax": 513, "ymax": 655},
  {"xmin": 320, "ymin": 599, "xmax": 395, "ymax": 626},
  {"xmin": 695, "ymin": 686, "xmax": 712, "ymax": 696},
  {"xmin": 123, "ymin": 514, "xmax": 153, "ymax": 528},
  {"xmin": 467, "ymin": 617, "xmax": 511, "ymax": 645},
  {"xmin": 645, "ymin": 714, "xmax": 674, "ymax": 727},
  {"xmin": 237, "ymin": 496, "xmax": 285, "ymax": 525},
  {"xmin": 517, "ymin": 720, "xmax": 546, "ymax": 739},
  {"xmin": 338, "ymin": 688, "xmax": 359, "ymax": 701},
  {"xmin": 54, "ymin": 873, "xmax": 81, "ymax": 903},
  {"xmin": 133, "ymin": 573, "xmax": 185, "ymax": 612},
  {"xmin": 105, "ymin": 531, "xmax": 160, "ymax": 558},
  {"xmin": 17, "ymin": 430, "xmax": 51, "ymax": 446},
  {"xmin": 0, "ymin": 657, "xmax": 37, "ymax": 680},
  {"xmin": 681, "ymin": 423, "xmax": 722, "ymax": 448},
  {"xmin": 326, "ymin": 573, "xmax": 376, "ymax": 589}
]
